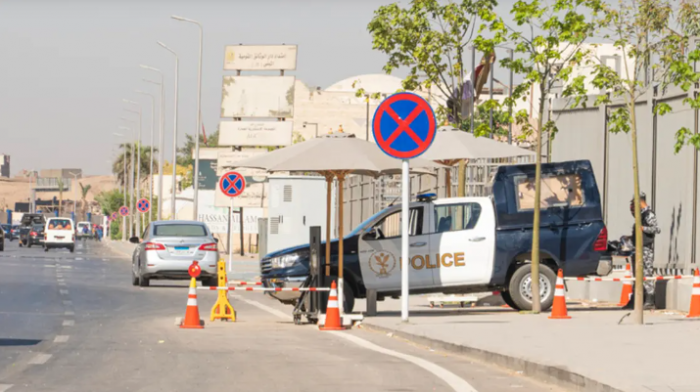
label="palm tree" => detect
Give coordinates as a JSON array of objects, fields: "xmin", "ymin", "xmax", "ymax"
[
  {"xmin": 79, "ymin": 182, "xmax": 92, "ymax": 221},
  {"xmin": 112, "ymin": 142, "xmax": 158, "ymax": 187},
  {"xmin": 56, "ymin": 177, "xmax": 64, "ymax": 215}
]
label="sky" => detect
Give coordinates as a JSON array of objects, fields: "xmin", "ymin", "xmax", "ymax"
[{"xmin": 0, "ymin": 0, "xmax": 518, "ymax": 177}]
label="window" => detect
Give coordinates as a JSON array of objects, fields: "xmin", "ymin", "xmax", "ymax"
[
  {"xmin": 371, "ymin": 207, "xmax": 423, "ymax": 239},
  {"xmin": 514, "ymin": 174, "xmax": 585, "ymax": 211},
  {"xmin": 47, "ymin": 219, "xmax": 72, "ymax": 230},
  {"xmin": 154, "ymin": 224, "xmax": 207, "ymax": 237},
  {"xmin": 434, "ymin": 203, "xmax": 482, "ymax": 233}
]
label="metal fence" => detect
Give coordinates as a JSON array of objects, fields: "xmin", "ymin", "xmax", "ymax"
[
  {"xmin": 550, "ymin": 85, "xmax": 699, "ymax": 275},
  {"xmin": 340, "ymin": 156, "xmax": 535, "ymax": 234}
]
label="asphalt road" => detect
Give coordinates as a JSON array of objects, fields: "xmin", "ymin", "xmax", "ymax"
[{"xmin": 0, "ymin": 239, "xmax": 566, "ymax": 392}]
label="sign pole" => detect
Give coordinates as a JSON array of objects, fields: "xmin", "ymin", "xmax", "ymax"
[
  {"xmin": 401, "ymin": 159, "xmax": 410, "ymax": 323},
  {"xmin": 229, "ymin": 197, "xmax": 234, "ymax": 273},
  {"xmin": 239, "ymin": 207, "xmax": 245, "ymax": 256}
]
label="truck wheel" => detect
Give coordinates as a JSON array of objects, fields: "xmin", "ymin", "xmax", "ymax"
[
  {"xmin": 342, "ymin": 283, "xmax": 355, "ymax": 313},
  {"xmin": 500, "ymin": 291, "xmax": 520, "ymax": 310},
  {"xmin": 507, "ymin": 263, "xmax": 557, "ymax": 311}
]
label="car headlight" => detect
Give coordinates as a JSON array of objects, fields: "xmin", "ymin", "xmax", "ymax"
[{"xmin": 270, "ymin": 250, "xmax": 309, "ymax": 269}]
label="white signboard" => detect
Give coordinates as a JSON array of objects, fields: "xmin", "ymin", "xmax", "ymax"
[
  {"xmin": 221, "ymin": 76, "xmax": 295, "ymax": 118},
  {"xmin": 215, "ymin": 182, "xmax": 267, "ymax": 209},
  {"xmin": 198, "ymin": 205, "xmax": 263, "ymax": 234},
  {"xmin": 224, "ymin": 45, "xmax": 298, "ymax": 71},
  {"xmin": 216, "ymin": 149, "xmax": 269, "ymax": 177},
  {"xmin": 219, "ymin": 121, "xmax": 292, "ymax": 147}
]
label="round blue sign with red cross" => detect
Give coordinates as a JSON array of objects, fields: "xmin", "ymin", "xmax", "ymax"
[
  {"xmin": 137, "ymin": 198, "xmax": 150, "ymax": 213},
  {"xmin": 219, "ymin": 171, "xmax": 246, "ymax": 198},
  {"xmin": 111, "ymin": 212, "xmax": 118, "ymax": 220},
  {"xmin": 372, "ymin": 92, "xmax": 437, "ymax": 159},
  {"xmin": 119, "ymin": 206, "xmax": 129, "ymax": 217}
]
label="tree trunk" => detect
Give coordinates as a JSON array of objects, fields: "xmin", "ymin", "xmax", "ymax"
[
  {"xmin": 629, "ymin": 99, "xmax": 644, "ymax": 325},
  {"xmin": 530, "ymin": 83, "xmax": 547, "ymax": 314}
]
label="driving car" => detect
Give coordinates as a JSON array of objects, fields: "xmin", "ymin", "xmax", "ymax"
[
  {"xmin": 76, "ymin": 221, "xmax": 93, "ymax": 240},
  {"xmin": 44, "ymin": 217, "xmax": 75, "ymax": 252},
  {"xmin": 19, "ymin": 214, "xmax": 46, "ymax": 246},
  {"xmin": 1, "ymin": 224, "xmax": 10, "ymax": 237},
  {"xmin": 0, "ymin": 225, "xmax": 4, "ymax": 251},
  {"xmin": 28, "ymin": 224, "xmax": 45, "ymax": 247},
  {"xmin": 10, "ymin": 225, "xmax": 20, "ymax": 241},
  {"xmin": 130, "ymin": 220, "xmax": 219, "ymax": 287}
]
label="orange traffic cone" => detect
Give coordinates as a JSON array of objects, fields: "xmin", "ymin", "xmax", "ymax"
[
  {"xmin": 687, "ymin": 268, "xmax": 700, "ymax": 318},
  {"xmin": 180, "ymin": 277, "xmax": 204, "ymax": 329},
  {"xmin": 617, "ymin": 263, "xmax": 633, "ymax": 307},
  {"xmin": 549, "ymin": 269, "xmax": 571, "ymax": 319},
  {"xmin": 320, "ymin": 280, "xmax": 344, "ymax": 331}
]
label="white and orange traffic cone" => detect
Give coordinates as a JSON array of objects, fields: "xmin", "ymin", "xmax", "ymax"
[
  {"xmin": 687, "ymin": 268, "xmax": 700, "ymax": 318},
  {"xmin": 549, "ymin": 269, "xmax": 571, "ymax": 319},
  {"xmin": 617, "ymin": 262, "xmax": 633, "ymax": 307},
  {"xmin": 320, "ymin": 280, "xmax": 344, "ymax": 331},
  {"xmin": 180, "ymin": 277, "xmax": 204, "ymax": 329}
]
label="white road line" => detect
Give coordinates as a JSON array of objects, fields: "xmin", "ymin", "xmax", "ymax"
[
  {"xmin": 58, "ymin": 282, "xmax": 67, "ymax": 286},
  {"xmin": 64, "ymin": 311, "xmax": 74, "ymax": 316},
  {"xmin": 330, "ymin": 332, "xmax": 478, "ymax": 392},
  {"xmin": 62, "ymin": 300, "xmax": 72, "ymax": 305},
  {"xmin": 236, "ymin": 296, "xmax": 479, "ymax": 392},
  {"xmin": 75, "ymin": 258, "xmax": 83, "ymax": 260},
  {"xmin": 0, "ymin": 384, "xmax": 13, "ymax": 392},
  {"xmin": 54, "ymin": 335, "xmax": 69, "ymax": 343},
  {"xmin": 59, "ymin": 289, "xmax": 69, "ymax": 295},
  {"xmin": 230, "ymin": 295, "xmax": 291, "ymax": 320},
  {"xmin": 56, "ymin": 274, "xmax": 63, "ymax": 278},
  {"xmin": 28, "ymin": 353, "xmax": 52, "ymax": 365},
  {"xmin": 62, "ymin": 320, "xmax": 75, "ymax": 326}
]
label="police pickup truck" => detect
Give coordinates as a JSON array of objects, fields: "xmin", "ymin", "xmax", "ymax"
[{"xmin": 260, "ymin": 160, "xmax": 611, "ymax": 312}]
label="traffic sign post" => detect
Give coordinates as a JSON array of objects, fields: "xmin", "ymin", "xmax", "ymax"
[
  {"xmin": 119, "ymin": 206, "xmax": 130, "ymax": 217},
  {"xmin": 137, "ymin": 199, "xmax": 151, "ymax": 213},
  {"xmin": 219, "ymin": 171, "xmax": 246, "ymax": 272},
  {"xmin": 372, "ymin": 92, "xmax": 436, "ymax": 323}
]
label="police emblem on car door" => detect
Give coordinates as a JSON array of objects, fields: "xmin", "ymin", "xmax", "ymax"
[{"xmin": 358, "ymin": 205, "xmax": 434, "ymax": 291}]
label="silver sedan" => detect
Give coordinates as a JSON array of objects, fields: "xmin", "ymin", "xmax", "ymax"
[{"xmin": 130, "ymin": 220, "xmax": 219, "ymax": 287}]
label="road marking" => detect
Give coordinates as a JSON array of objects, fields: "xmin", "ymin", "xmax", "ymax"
[
  {"xmin": 62, "ymin": 320, "xmax": 75, "ymax": 326},
  {"xmin": 58, "ymin": 282, "xmax": 66, "ymax": 286},
  {"xmin": 28, "ymin": 354, "xmax": 52, "ymax": 365},
  {"xmin": 0, "ymin": 384, "xmax": 12, "ymax": 392},
  {"xmin": 57, "ymin": 274, "xmax": 63, "ymax": 278},
  {"xmin": 330, "ymin": 332, "xmax": 478, "ymax": 392},
  {"xmin": 62, "ymin": 300, "xmax": 72, "ymax": 305},
  {"xmin": 235, "ymin": 296, "xmax": 479, "ymax": 392},
  {"xmin": 230, "ymin": 294, "xmax": 291, "ymax": 320},
  {"xmin": 64, "ymin": 311, "xmax": 74, "ymax": 316},
  {"xmin": 75, "ymin": 257, "xmax": 83, "ymax": 260},
  {"xmin": 54, "ymin": 335, "xmax": 69, "ymax": 343},
  {"xmin": 59, "ymin": 289, "xmax": 69, "ymax": 295}
]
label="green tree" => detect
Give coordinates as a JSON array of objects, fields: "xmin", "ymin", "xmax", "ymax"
[
  {"xmin": 582, "ymin": 0, "xmax": 700, "ymax": 324},
  {"xmin": 79, "ymin": 182, "xmax": 91, "ymax": 221},
  {"xmin": 497, "ymin": 0, "xmax": 602, "ymax": 313},
  {"xmin": 95, "ymin": 189, "xmax": 124, "ymax": 240},
  {"xmin": 177, "ymin": 128, "xmax": 220, "ymax": 167},
  {"xmin": 112, "ymin": 142, "xmax": 158, "ymax": 188}
]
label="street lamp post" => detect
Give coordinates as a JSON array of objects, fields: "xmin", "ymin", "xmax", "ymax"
[
  {"xmin": 114, "ymin": 132, "xmax": 127, "ymax": 241},
  {"xmin": 171, "ymin": 15, "xmax": 203, "ymax": 222},
  {"xmin": 157, "ymin": 41, "xmax": 179, "ymax": 220},
  {"xmin": 140, "ymin": 65, "xmax": 165, "ymax": 221},
  {"xmin": 69, "ymin": 172, "xmax": 79, "ymax": 221},
  {"xmin": 124, "ymin": 101, "xmax": 142, "ymax": 235},
  {"xmin": 117, "ymin": 125, "xmax": 134, "ymax": 238},
  {"xmin": 135, "ymin": 90, "xmax": 156, "ymax": 223}
]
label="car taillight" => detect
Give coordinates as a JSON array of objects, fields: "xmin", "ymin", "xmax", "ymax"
[
  {"xmin": 30, "ymin": 231, "xmax": 37, "ymax": 236},
  {"xmin": 198, "ymin": 243, "xmax": 218, "ymax": 251},
  {"xmin": 593, "ymin": 227, "xmax": 608, "ymax": 251},
  {"xmin": 144, "ymin": 242, "xmax": 166, "ymax": 251}
]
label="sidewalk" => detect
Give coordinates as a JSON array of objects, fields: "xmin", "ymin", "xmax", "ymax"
[{"xmin": 359, "ymin": 297, "xmax": 700, "ymax": 392}]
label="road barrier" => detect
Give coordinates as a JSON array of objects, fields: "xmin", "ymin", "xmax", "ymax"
[
  {"xmin": 211, "ymin": 261, "xmax": 235, "ymax": 322},
  {"xmin": 200, "ymin": 286, "xmax": 331, "ymax": 292},
  {"xmin": 227, "ymin": 281, "xmax": 263, "ymax": 286},
  {"xmin": 564, "ymin": 275, "xmax": 693, "ymax": 282},
  {"xmin": 320, "ymin": 280, "xmax": 344, "ymax": 331},
  {"xmin": 687, "ymin": 269, "xmax": 700, "ymax": 318}
]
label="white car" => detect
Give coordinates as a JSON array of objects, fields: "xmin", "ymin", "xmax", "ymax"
[
  {"xmin": 76, "ymin": 221, "xmax": 93, "ymax": 239},
  {"xmin": 44, "ymin": 217, "xmax": 75, "ymax": 253}
]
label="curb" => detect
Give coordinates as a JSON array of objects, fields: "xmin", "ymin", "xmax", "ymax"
[{"xmin": 360, "ymin": 321, "xmax": 624, "ymax": 392}]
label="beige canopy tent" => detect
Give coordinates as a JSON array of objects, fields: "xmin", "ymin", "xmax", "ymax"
[
  {"xmin": 230, "ymin": 133, "xmax": 445, "ymax": 312},
  {"xmin": 420, "ymin": 126, "xmax": 536, "ymax": 196}
]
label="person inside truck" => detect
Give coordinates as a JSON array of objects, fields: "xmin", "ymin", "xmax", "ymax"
[{"xmin": 624, "ymin": 192, "xmax": 661, "ymax": 310}]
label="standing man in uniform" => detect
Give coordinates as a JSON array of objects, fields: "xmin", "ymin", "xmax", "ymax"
[{"xmin": 624, "ymin": 192, "xmax": 661, "ymax": 310}]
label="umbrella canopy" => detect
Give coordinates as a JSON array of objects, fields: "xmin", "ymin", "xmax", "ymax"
[
  {"xmin": 419, "ymin": 126, "xmax": 535, "ymax": 162},
  {"xmin": 227, "ymin": 134, "xmax": 444, "ymax": 175}
]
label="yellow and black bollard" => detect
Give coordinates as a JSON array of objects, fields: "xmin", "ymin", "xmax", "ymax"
[{"xmin": 210, "ymin": 260, "xmax": 236, "ymax": 322}]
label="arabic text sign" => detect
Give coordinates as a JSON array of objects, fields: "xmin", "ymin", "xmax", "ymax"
[
  {"xmin": 216, "ymin": 150, "xmax": 268, "ymax": 177},
  {"xmin": 223, "ymin": 45, "xmax": 298, "ymax": 70},
  {"xmin": 219, "ymin": 121, "xmax": 292, "ymax": 147},
  {"xmin": 220, "ymin": 76, "xmax": 295, "ymax": 118}
]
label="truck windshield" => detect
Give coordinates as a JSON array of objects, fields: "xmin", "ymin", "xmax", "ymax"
[{"xmin": 347, "ymin": 207, "xmax": 392, "ymax": 237}]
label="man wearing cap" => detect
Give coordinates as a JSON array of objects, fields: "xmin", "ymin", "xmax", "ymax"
[{"xmin": 625, "ymin": 192, "xmax": 661, "ymax": 310}]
